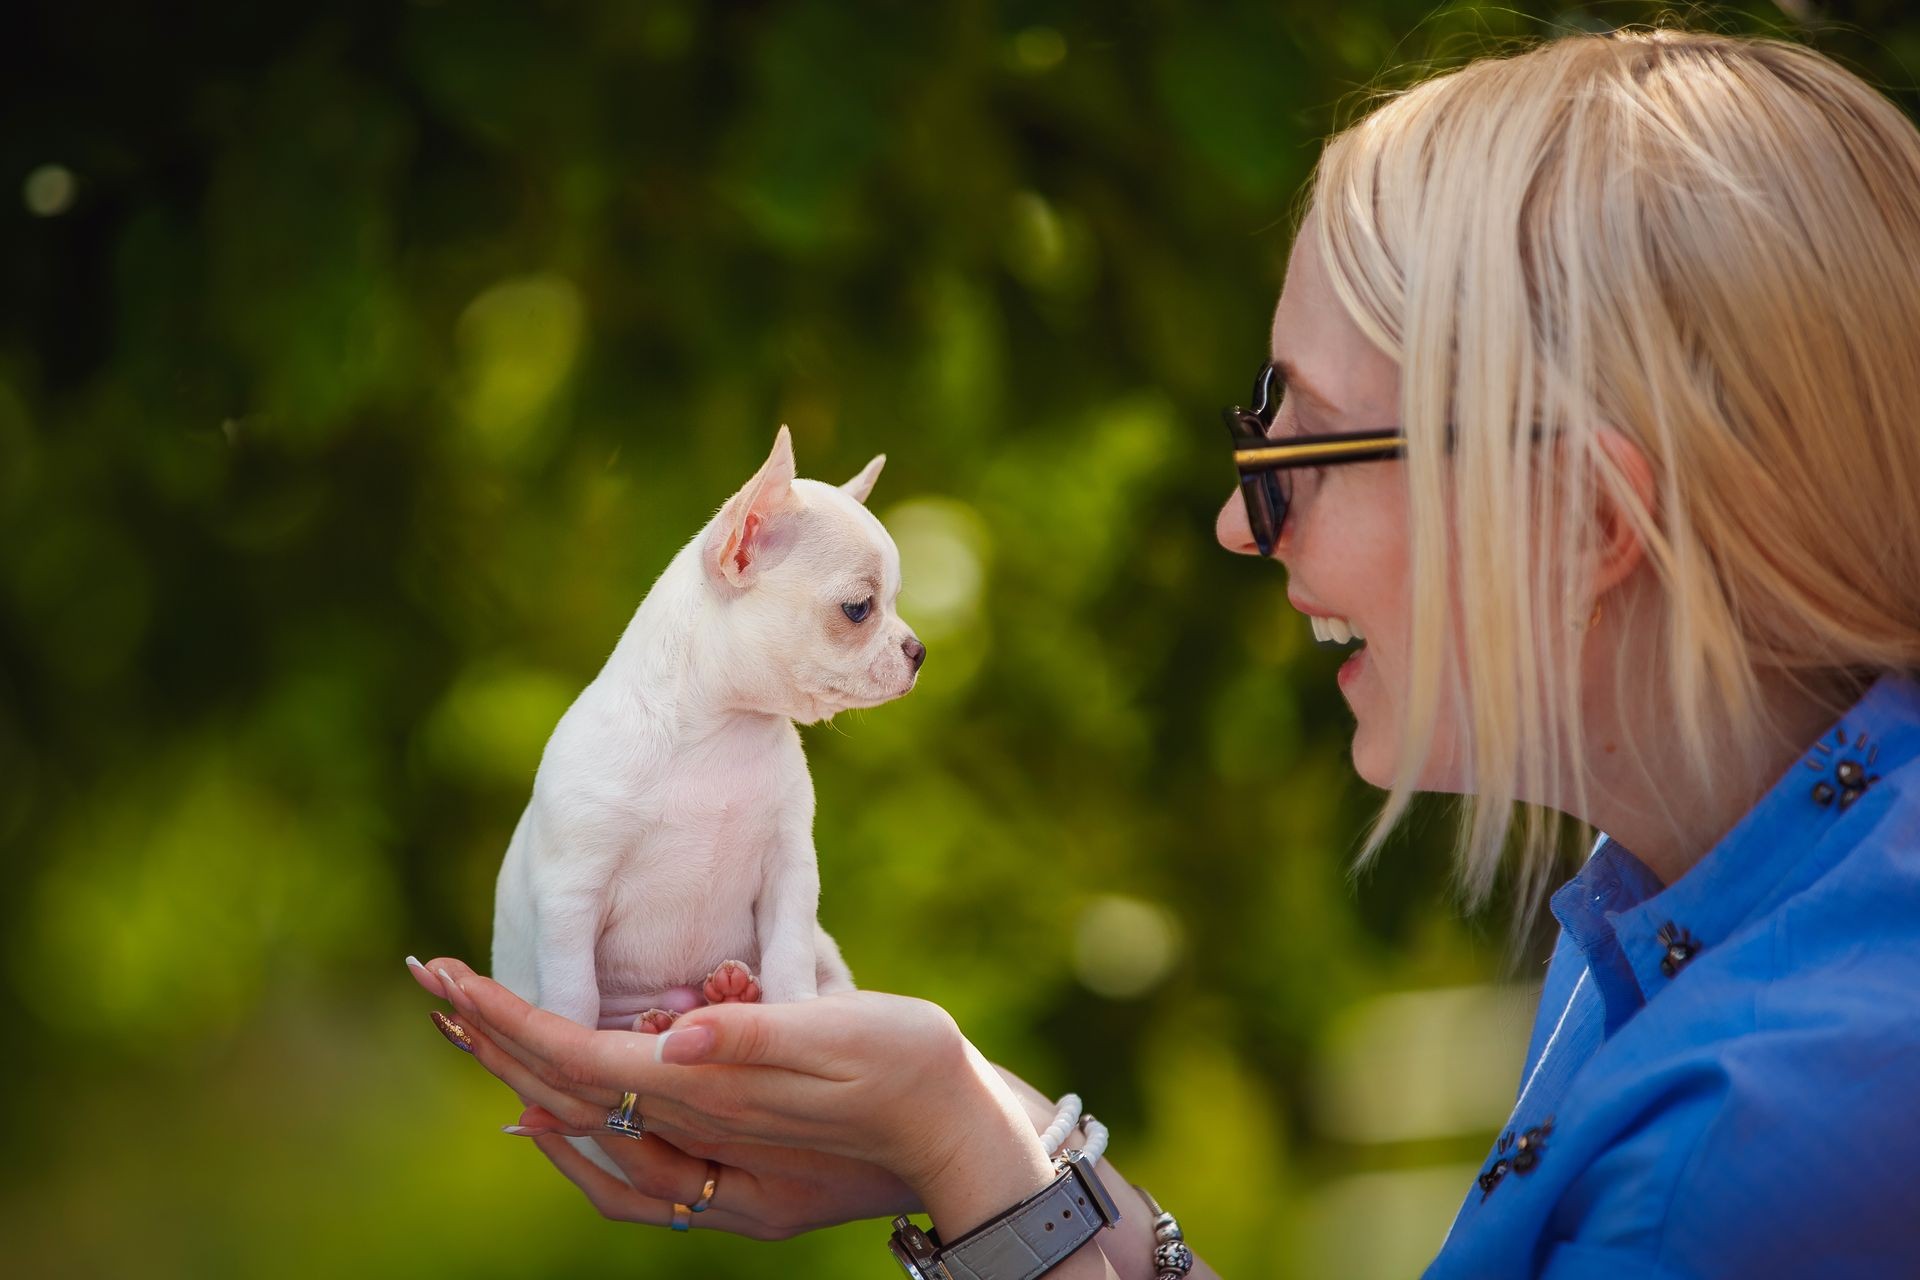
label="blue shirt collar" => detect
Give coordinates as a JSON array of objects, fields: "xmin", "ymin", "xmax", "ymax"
[{"xmin": 1551, "ymin": 670, "xmax": 1920, "ymax": 1028}]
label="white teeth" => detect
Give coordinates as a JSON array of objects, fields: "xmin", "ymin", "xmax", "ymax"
[{"xmin": 1308, "ymin": 613, "xmax": 1364, "ymax": 646}]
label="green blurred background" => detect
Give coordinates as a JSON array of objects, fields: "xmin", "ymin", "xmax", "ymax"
[{"xmin": 4, "ymin": 2, "xmax": 1917, "ymax": 1276}]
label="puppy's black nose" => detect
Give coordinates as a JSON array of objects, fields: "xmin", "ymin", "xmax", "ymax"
[{"xmin": 902, "ymin": 637, "xmax": 926, "ymax": 672}]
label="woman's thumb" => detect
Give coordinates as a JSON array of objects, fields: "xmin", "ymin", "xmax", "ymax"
[
  {"xmin": 654, "ymin": 1003, "xmax": 784, "ymax": 1067},
  {"xmin": 654, "ymin": 1020, "xmax": 716, "ymax": 1064}
]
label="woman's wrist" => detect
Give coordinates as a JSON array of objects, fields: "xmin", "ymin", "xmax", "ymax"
[
  {"xmin": 1084, "ymin": 1169, "xmax": 1163, "ymax": 1280},
  {"xmin": 909, "ymin": 1044, "xmax": 1060, "ymax": 1240}
]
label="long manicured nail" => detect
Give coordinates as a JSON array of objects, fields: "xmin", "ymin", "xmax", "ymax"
[
  {"xmin": 435, "ymin": 967, "xmax": 473, "ymax": 1013},
  {"xmin": 405, "ymin": 955, "xmax": 444, "ymax": 995},
  {"xmin": 656, "ymin": 1024, "xmax": 714, "ymax": 1065},
  {"xmin": 501, "ymin": 1125, "xmax": 547, "ymax": 1136},
  {"xmin": 430, "ymin": 1009, "xmax": 475, "ymax": 1054}
]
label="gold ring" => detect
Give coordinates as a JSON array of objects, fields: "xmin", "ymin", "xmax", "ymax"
[
  {"xmin": 671, "ymin": 1161, "xmax": 722, "ymax": 1231},
  {"xmin": 690, "ymin": 1161, "xmax": 721, "ymax": 1212}
]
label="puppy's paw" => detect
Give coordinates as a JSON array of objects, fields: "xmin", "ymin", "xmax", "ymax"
[
  {"xmin": 632, "ymin": 1008, "xmax": 679, "ymax": 1034},
  {"xmin": 703, "ymin": 959, "xmax": 762, "ymax": 1005}
]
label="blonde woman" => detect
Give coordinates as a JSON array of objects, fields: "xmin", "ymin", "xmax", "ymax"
[{"xmin": 411, "ymin": 28, "xmax": 1920, "ymax": 1279}]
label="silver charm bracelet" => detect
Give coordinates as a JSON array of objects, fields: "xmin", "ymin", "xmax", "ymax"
[{"xmin": 1131, "ymin": 1183, "xmax": 1193, "ymax": 1278}]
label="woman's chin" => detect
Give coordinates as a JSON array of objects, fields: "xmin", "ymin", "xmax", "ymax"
[
  {"xmin": 1350, "ymin": 713, "xmax": 1465, "ymax": 795},
  {"xmin": 1346, "ymin": 709, "xmax": 1389, "ymax": 788}
]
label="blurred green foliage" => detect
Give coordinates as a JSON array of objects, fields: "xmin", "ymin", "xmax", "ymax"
[{"xmin": 5, "ymin": 2, "xmax": 1919, "ymax": 1276}]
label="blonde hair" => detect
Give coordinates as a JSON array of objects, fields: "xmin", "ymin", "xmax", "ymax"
[{"xmin": 1314, "ymin": 28, "xmax": 1920, "ymax": 915}]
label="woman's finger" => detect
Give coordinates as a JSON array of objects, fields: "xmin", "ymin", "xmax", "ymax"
[
  {"xmin": 426, "ymin": 956, "xmax": 812, "ymax": 1080},
  {"xmin": 435, "ymin": 1005, "xmax": 625, "ymax": 1128},
  {"xmin": 442, "ymin": 1002, "xmax": 799, "ymax": 1153},
  {"xmin": 405, "ymin": 955, "xmax": 447, "ymax": 999},
  {"xmin": 529, "ymin": 1132, "xmax": 671, "ymax": 1226},
  {"xmin": 662, "ymin": 991, "xmax": 958, "ymax": 1083},
  {"xmin": 422, "ymin": 957, "xmax": 587, "ymax": 1084},
  {"xmin": 506, "ymin": 1105, "xmax": 719, "ymax": 1205},
  {"xmin": 419, "ymin": 958, "xmax": 939, "ymax": 1158},
  {"xmin": 657, "ymin": 999, "xmax": 861, "ymax": 1077},
  {"xmin": 506, "ymin": 1102, "xmax": 709, "ymax": 1148},
  {"xmin": 425, "ymin": 957, "xmax": 680, "ymax": 1094},
  {"xmin": 423, "ymin": 957, "xmax": 837, "ymax": 1130},
  {"xmin": 527, "ymin": 1135, "xmax": 777, "ymax": 1239},
  {"xmin": 420, "ymin": 963, "xmax": 782, "ymax": 1143},
  {"xmin": 499, "ymin": 1072, "xmax": 779, "ymax": 1152},
  {"xmin": 420, "ymin": 957, "xmax": 707, "ymax": 1124}
]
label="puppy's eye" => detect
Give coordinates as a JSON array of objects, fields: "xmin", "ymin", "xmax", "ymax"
[{"xmin": 842, "ymin": 597, "xmax": 873, "ymax": 623}]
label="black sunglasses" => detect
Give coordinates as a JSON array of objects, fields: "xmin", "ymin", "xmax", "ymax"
[{"xmin": 1221, "ymin": 361, "xmax": 1407, "ymax": 557}]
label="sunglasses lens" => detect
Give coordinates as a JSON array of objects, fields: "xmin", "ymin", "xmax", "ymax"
[
  {"xmin": 1224, "ymin": 362, "xmax": 1289, "ymax": 554},
  {"xmin": 1240, "ymin": 470, "xmax": 1289, "ymax": 556}
]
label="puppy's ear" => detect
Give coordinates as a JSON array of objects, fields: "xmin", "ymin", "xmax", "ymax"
[
  {"xmin": 711, "ymin": 425, "xmax": 799, "ymax": 586},
  {"xmin": 841, "ymin": 453, "xmax": 885, "ymax": 505}
]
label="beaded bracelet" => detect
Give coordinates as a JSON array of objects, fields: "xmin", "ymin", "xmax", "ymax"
[
  {"xmin": 1133, "ymin": 1183, "xmax": 1193, "ymax": 1279},
  {"xmin": 1041, "ymin": 1093, "xmax": 1110, "ymax": 1165},
  {"xmin": 1043, "ymin": 1096, "xmax": 1186, "ymax": 1277}
]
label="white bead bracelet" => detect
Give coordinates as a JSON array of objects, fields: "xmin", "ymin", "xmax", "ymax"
[{"xmin": 1040, "ymin": 1093, "xmax": 1111, "ymax": 1165}]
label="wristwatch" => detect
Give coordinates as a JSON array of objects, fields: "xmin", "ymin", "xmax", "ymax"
[{"xmin": 886, "ymin": 1148, "xmax": 1121, "ymax": 1280}]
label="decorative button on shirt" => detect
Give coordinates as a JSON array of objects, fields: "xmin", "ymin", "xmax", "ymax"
[
  {"xmin": 1423, "ymin": 672, "xmax": 1920, "ymax": 1279},
  {"xmin": 1653, "ymin": 922, "xmax": 1697, "ymax": 977}
]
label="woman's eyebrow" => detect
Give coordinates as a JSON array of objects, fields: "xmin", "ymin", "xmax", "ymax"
[{"xmin": 1274, "ymin": 357, "xmax": 1343, "ymax": 416}]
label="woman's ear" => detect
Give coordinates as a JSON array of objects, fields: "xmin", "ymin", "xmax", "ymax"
[{"xmin": 1590, "ymin": 426, "xmax": 1657, "ymax": 595}]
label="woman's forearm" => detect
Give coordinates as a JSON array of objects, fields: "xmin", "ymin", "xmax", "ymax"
[{"xmin": 914, "ymin": 1061, "xmax": 1061, "ymax": 1238}]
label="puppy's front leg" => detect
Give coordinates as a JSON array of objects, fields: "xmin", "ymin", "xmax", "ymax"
[
  {"xmin": 754, "ymin": 809, "xmax": 824, "ymax": 1005},
  {"xmin": 814, "ymin": 922, "xmax": 857, "ymax": 995},
  {"xmin": 533, "ymin": 888, "xmax": 605, "ymax": 1029}
]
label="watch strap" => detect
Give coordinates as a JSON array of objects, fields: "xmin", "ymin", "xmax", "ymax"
[{"xmin": 935, "ymin": 1152, "xmax": 1119, "ymax": 1280}]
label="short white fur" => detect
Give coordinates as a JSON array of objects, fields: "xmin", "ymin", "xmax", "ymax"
[{"xmin": 489, "ymin": 427, "xmax": 921, "ymax": 1166}]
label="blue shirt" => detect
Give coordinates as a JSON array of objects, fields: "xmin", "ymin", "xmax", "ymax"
[{"xmin": 1424, "ymin": 671, "xmax": 1920, "ymax": 1279}]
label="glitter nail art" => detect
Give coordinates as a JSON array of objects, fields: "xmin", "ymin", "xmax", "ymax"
[{"xmin": 430, "ymin": 1009, "xmax": 474, "ymax": 1054}]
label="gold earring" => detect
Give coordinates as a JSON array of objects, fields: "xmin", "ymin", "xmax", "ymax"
[{"xmin": 1571, "ymin": 599, "xmax": 1603, "ymax": 631}]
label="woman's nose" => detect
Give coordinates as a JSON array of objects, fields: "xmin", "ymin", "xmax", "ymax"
[{"xmin": 1216, "ymin": 487, "xmax": 1265, "ymax": 557}]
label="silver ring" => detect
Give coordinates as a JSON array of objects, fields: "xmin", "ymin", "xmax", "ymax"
[{"xmin": 604, "ymin": 1090, "xmax": 646, "ymax": 1141}]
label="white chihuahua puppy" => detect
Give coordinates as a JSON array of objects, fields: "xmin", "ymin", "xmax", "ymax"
[{"xmin": 491, "ymin": 426, "xmax": 923, "ymax": 1044}]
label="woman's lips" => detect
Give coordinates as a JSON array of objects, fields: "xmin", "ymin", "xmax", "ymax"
[{"xmin": 1337, "ymin": 644, "xmax": 1367, "ymax": 689}]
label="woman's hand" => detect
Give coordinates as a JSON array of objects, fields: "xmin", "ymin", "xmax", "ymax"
[
  {"xmin": 410, "ymin": 956, "xmax": 1056, "ymax": 1241},
  {"xmin": 506, "ymin": 1100, "xmax": 919, "ymax": 1240}
]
